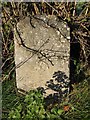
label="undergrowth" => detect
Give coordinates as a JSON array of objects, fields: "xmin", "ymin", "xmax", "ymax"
[{"xmin": 2, "ymin": 79, "xmax": 90, "ymax": 120}]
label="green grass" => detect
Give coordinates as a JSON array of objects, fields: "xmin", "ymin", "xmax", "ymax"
[
  {"xmin": 2, "ymin": 77, "xmax": 90, "ymax": 119},
  {"xmin": 62, "ymin": 80, "xmax": 90, "ymax": 120},
  {"xmin": 2, "ymin": 78, "xmax": 24, "ymax": 119}
]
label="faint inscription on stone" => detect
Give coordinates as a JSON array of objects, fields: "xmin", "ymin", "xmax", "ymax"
[{"xmin": 14, "ymin": 15, "xmax": 70, "ymax": 98}]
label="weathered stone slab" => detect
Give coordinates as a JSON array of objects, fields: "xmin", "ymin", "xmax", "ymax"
[{"xmin": 14, "ymin": 15, "xmax": 70, "ymax": 98}]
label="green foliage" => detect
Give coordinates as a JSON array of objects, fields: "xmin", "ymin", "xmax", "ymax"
[
  {"xmin": 76, "ymin": 2, "xmax": 85, "ymax": 15},
  {"xmin": 8, "ymin": 80, "xmax": 90, "ymax": 120},
  {"xmin": 2, "ymin": 78, "xmax": 90, "ymax": 120},
  {"xmin": 8, "ymin": 90, "xmax": 45, "ymax": 119},
  {"xmin": 2, "ymin": 79, "xmax": 21, "ymax": 118},
  {"xmin": 8, "ymin": 89, "xmax": 64, "ymax": 119},
  {"xmin": 23, "ymin": 90, "xmax": 46, "ymax": 119},
  {"xmin": 62, "ymin": 80, "xmax": 90, "ymax": 120},
  {"xmin": 51, "ymin": 107, "xmax": 63, "ymax": 115},
  {"xmin": 73, "ymin": 60, "xmax": 86, "ymax": 83}
]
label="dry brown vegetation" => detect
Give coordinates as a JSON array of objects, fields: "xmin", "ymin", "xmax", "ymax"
[{"xmin": 2, "ymin": 2, "xmax": 90, "ymax": 81}]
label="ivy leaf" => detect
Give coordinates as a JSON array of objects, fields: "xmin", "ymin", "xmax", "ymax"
[
  {"xmin": 57, "ymin": 109, "xmax": 64, "ymax": 115},
  {"xmin": 51, "ymin": 108, "xmax": 57, "ymax": 114}
]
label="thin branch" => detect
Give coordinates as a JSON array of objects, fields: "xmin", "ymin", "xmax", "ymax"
[{"xmin": 15, "ymin": 26, "xmax": 54, "ymax": 66}]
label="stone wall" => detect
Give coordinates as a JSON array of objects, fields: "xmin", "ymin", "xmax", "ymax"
[{"xmin": 14, "ymin": 15, "xmax": 70, "ymax": 100}]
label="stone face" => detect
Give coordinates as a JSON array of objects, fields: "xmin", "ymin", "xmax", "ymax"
[{"xmin": 14, "ymin": 15, "xmax": 70, "ymax": 98}]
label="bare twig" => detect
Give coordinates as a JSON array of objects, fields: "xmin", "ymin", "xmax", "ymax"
[{"xmin": 15, "ymin": 25, "xmax": 54, "ymax": 66}]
